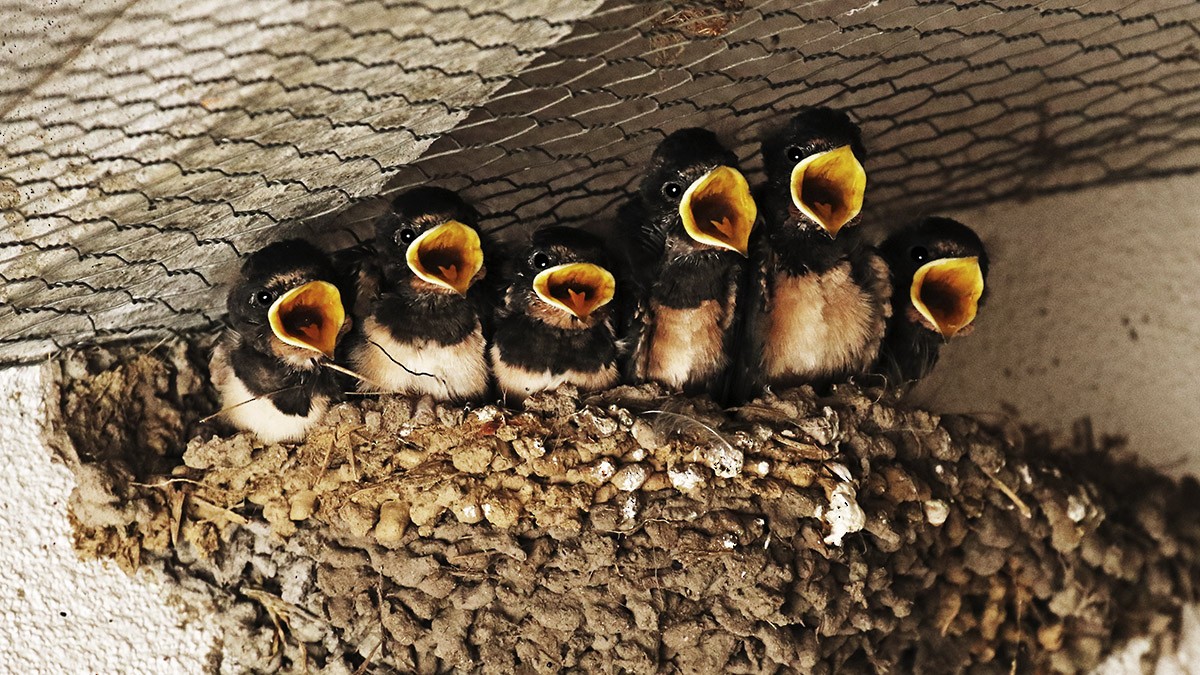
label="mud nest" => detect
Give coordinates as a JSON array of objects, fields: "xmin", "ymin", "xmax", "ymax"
[{"xmin": 42, "ymin": 343, "xmax": 1200, "ymax": 674}]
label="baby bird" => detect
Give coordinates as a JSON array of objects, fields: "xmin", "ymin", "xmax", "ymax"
[
  {"xmin": 210, "ymin": 239, "xmax": 348, "ymax": 444},
  {"xmin": 622, "ymin": 128, "xmax": 758, "ymax": 399},
  {"xmin": 738, "ymin": 107, "xmax": 890, "ymax": 398},
  {"xmin": 346, "ymin": 187, "xmax": 492, "ymax": 402},
  {"xmin": 491, "ymin": 226, "xmax": 620, "ymax": 405},
  {"xmin": 874, "ymin": 217, "xmax": 989, "ymax": 387}
]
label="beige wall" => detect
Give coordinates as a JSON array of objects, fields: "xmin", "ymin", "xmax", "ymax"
[{"xmin": 915, "ymin": 173, "xmax": 1200, "ymax": 475}]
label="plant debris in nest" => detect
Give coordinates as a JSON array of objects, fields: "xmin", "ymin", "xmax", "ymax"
[{"xmin": 42, "ymin": 343, "xmax": 1200, "ymax": 674}]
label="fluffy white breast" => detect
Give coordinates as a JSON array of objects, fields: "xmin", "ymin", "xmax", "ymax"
[
  {"xmin": 762, "ymin": 261, "xmax": 881, "ymax": 382},
  {"xmin": 211, "ymin": 346, "xmax": 327, "ymax": 445},
  {"xmin": 490, "ymin": 343, "xmax": 619, "ymax": 405},
  {"xmin": 351, "ymin": 316, "xmax": 489, "ymax": 401},
  {"xmin": 643, "ymin": 300, "xmax": 728, "ymax": 390}
]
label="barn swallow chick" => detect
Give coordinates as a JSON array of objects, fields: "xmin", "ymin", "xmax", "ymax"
[
  {"xmin": 622, "ymin": 128, "xmax": 757, "ymax": 399},
  {"xmin": 874, "ymin": 217, "xmax": 989, "ymax": 386},
  {"xmin": 346, "ymin": 187, "xmax": 491, "ymax": 401},
  {"xmin": 210, "ymin": 239, "xmax": 348, "ymax": 444},
  {"xmin": 739, "ymin": 107, "xmax": 890, "ymax": 397},
  {"xmin": 490, "ymin": 226, "xmax": 620, "ymax": 405}
]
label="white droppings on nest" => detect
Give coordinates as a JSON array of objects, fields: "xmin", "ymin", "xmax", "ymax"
[
  {"xmin": 823, "ymin": 483, "xmax": 866, "ymax": 547},
  {"xmin": 612, "ymin": 464, "xmax": 648, "ymax": 492},
  {"xmin": 620, "ymin": 493, "xmax": 639, "ymax": 522},
  {"xmin": 924, "ymin": 499, "xmax": 950, "ymax": 527},
  {"xmin": 1067, "ymin": 494, "xmax": 1088, "ymax": 523},
  {"xmin": 702, "ymin": 442, "xmax": 744, "ymax": 479},
  {"xmin": 934, "ymin": 463, "xmax": 945, "ymax": 476},
  {"xmin": 629, "ymin": 447, "xmax": 647, "ymax": 462},
  {"xmin": 453, "ymin": 501, "xmax": 482, "ymax": 524},
  {"xmin": 668, "ymin": 464, "xmax": 706, "ymax": 492},
  {"xmin": 609, "ymin": 406, "xmax": 634, "ymax": 428},
  {"xmin": 1019, "ymin": 463, "xmax": 1033, "ymax": 485},
  {"xmin": 472, "ymin": 406, "xmax": 502, "ymax": 423},
  {"xmin": 721, "ymin": 533, "xmax": 737, "ymax": 549},
  {"xmin": 829, "ymin": 462, "xmax": 854, "ymax": 483},
  {"xmin": 591, "ymin": 458, "xmax": 617, "ymax": 483},
  {"xmin": 750, "ymin": 460, "xmax": 771, "ymax": 477}
]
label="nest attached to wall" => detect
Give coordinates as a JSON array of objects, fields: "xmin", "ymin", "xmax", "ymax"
[{"xmin": 42, "ymin": 343, "xmax": 1200, "ymax": 674}]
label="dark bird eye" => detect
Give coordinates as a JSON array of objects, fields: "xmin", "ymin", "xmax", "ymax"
[
  {"xmin": 786, "ymin": 145, "xmax": 804, "ymax": 163},
  {"xmin": 531, "ymin": 252, "xmax": 552, "ymax": 270},
  {"xmin": 252, "ymin": 290, "xmax": 276, "ymax": 306},
  {"xmin": 662, "ymin": 182, "xmax": 683, "ymax": 199},
  {"xmin": 395, "ymin": 227, "xmax": 417, "ymax": 245},
  {"xmin": 910, "ymin": 246, "xmax": 929, "ymax": 263}
]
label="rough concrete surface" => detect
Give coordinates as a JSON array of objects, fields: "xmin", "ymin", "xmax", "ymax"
[{"xmin": 0, "ymin": 364, "xmax": 218, "ymax": 673}]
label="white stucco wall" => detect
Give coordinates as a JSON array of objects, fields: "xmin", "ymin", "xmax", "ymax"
[
  {"xmin": 0, "ymin": 365, "xmax": 217, "ymax": 673},
  {"xmin": 917, "ymin": 173, "xmax": 1200, "ymax": 476}
]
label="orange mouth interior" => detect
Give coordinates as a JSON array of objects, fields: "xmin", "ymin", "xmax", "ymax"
[
  {"xmin": 911, "ymin": 256, "xmax": 984, "ymax": 337},
  {"xmin": 532, "ymin": 263, "xmax": 616, "ymax": 320},
  {"xmin": 789, "ymin": 145, "xmax": 866, "ymax": 237},
  {"xmin": 406, "ymin": 220, "xmax": 484, "ymax": 295},
  {"xmin": 267, "ymin": 280, "xmax": 346, "ymax": 358},
  {"xmin": 679, "ymin": 166, "xmax": 757, "ymax": 255}
]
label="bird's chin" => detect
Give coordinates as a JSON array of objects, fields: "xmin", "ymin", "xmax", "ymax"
[
  {"xmin": 785, "ymin": 204, "xmax": 847, "ymax": 239},
  {"xmin": 409, "ymin": 276, "xmax": 470, "ymax": 297},
  {"xmin": 527, "ymin": 299, "xmax": 596, "ymax": 330},
  {"xmin": 668, "ymin": 233, "xmax": 739, "ymax": 261},
  {"xmin": 906, "ymin": 305, "xmax": 972, "ymax": 340},
  {"xmin": 398, "ymin": 273, "xmax": 472, "ymax": 296},
  {"xmin": 949, "ymin": 322, "xmax": 975, "ymax": 338},
  {"xmin": 269, "ymin": 338, "xmax": 323, "ymax": 369}
]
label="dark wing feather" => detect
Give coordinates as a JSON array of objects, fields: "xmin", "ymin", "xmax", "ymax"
[
  {"xmin": 868, "ymin": 245, "xmax": 947, "ymax": 391},
  {"xmin": 619, "ymin": 280, "xmax": 652, "ymax": 384},
  {"xmin": 471, "ymin": 233, "xmax": 517, "ymax": 336},
  {"xmin": 618, "ymin": 198, "xmax": 666, "ymax": 288},
  {"xmin": 329, "ymin": 242, "xmax": 376, "ymax": 319},
  {"xmin": 728, "ymin": 230, "xmax": 773, "ymax": 404},
  {"xmin": 847, "ymin": 244, "xmax": 894, "ymax": 374},
  {"xmin": 616, "ymin": 197, "xmax": 660, "ymax": 383},
  {"xmin": 709, "ymin": 241, "xmax": 752, "ymax": 406}
]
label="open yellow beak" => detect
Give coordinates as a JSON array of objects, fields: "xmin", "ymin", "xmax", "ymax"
[
  {"xmin": 405, "ymin": 220, "xmax": 484, "ymax": 295},
  {"xmin": 267, "ymin": 281, "xmax": 346, "ymax": 358},
  {"xmin": 532, "ymin": 263, "xmax": 616, "ymax": 320},
  {"xmin": 911, "ymin": 256, "xmax": 984, "ymax": 338},
  {"xmin": 679, "ymin": 165, "xmax": 757, "ymax": 256},
  {"xmin": 789, "ymin": 145, "xmax": 866, "ymax": 238}
]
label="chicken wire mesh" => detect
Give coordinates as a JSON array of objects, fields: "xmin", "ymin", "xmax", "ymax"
[{"xmin": 2, "ymin": 0, "xmax": 1198, "ymax": 365}]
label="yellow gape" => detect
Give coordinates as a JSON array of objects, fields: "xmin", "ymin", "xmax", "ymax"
[
  {"xmin": 789, "ymin": 145, "xmax": 867, "ymax": 237},
  {"xmin": 679, "ymin": 165, "xmax": 757, "ymax": 256},
  {"xmin": 910, "ymin": 256, "xmax": 985, "ymax": 338},
  {"xmin": 406, "ymin": 220, "xmax": 484, "ymax": 295},
  {"xmin": 267, "ymin": 281, "xmax": 346, "ymax": 358},
  {"xmin": 532, "ymin": 263, "xmax": 616, "ymax": 320}
]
